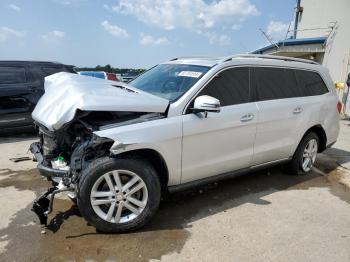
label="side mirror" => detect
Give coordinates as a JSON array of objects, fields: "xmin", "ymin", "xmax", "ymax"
[{"xmin": 191, "ymin": 95, "xmax": 220, "ymax": 117}]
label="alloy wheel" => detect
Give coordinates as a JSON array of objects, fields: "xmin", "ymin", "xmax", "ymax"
[
  {"xmin": 301, "ymin": 138, "xmax": 318, "ymax": 172},
  {"xmin": 90, "ymin": 170, "xmax": 148, "ymax": 223}
]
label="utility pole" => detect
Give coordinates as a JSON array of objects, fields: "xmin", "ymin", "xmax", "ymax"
[{"xmin": 294, "ymin": 0, "xmax": 302, "ymax": 38}]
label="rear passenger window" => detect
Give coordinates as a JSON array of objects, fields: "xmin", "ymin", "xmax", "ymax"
[
  {"xmin": 295, "ymin": 70, "xmax": 328, "ymax": 96},
  {"xmin": 198, "ymin": 67, "xmax": 250, "ymax": 106},
  {"xmin": 0, "ymin": 66, "xmax": 26, "ymax": 84},
  {"xmin": 253, "ymin": 67, "xmax": 302, "ymax": 101}
]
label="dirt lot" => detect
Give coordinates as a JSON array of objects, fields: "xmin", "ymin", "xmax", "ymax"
[{"xmin": 0, "ymin": 122, "xmax": 350, "ymax": 262}]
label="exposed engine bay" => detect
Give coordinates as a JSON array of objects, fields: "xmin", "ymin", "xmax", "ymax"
[{"xmin": 36, "ymin": 110, "xmax": 156, "ymax": 176}]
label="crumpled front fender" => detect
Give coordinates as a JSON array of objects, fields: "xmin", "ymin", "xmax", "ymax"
[{"xmin": 94, "ymin": 116, "xmax": 183, "ymax": 186}]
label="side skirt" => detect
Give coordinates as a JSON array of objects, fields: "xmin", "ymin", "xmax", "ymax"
[{"xmin": 167, "ymin": 158, "xmax": 291, "ymax": 193}]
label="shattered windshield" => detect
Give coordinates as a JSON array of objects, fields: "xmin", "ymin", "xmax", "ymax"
[{"xmin": 129, "ymin": 64, "xmax": 210, "ymax": 101}]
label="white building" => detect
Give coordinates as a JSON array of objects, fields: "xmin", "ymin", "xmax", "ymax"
[
  {"xmin": 296, "ymin": 0, "xmax": 350, "ymax": 84},
  {"xmin": 252, "ymin": 0, "xmax": 350, "ymax": 114}
]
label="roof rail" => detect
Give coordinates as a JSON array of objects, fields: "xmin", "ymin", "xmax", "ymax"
[
  {"xmin": 221, "ymin": 54, "xmax": 319, "ymax": 65},
  {"xmin": 169, "ymin": 56, "xmax": 223, "ymax": 61}
]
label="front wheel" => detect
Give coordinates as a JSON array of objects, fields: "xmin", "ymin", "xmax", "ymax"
[
  {"xmin": 77, "ymin": 157, "xmax": 161, "ymax": 233},
  {"xmin": 287, "ymin": 132, "xmax": 319, "ymax": 175}
]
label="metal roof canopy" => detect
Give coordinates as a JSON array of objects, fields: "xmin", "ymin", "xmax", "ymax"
[{"xmin": 252, "ymin": 37, "xmax": 327, "ymax": 54}]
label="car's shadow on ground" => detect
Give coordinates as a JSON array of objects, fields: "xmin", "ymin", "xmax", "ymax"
[
  {"xmin": 47, "ymin": 162, "xmax": 340, "ymax": 237},
  {"xmin": 318, "ymin": 147, "xmax": 350, "ymax": 172},
  {"xmin": 145, "ymin": 166, "xmax": 325, "ymax": 232},
  {"xmin": 46, "ymin": 204, "xmax": 81, "ymax": 233}
]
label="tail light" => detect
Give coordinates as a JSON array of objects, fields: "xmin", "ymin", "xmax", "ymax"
[{"xmin": 337, "ymin": 101, "xmax": 342, "ymax": 114}]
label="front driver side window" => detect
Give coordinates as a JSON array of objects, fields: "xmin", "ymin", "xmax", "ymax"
[{"xmin": 197, "ymin": 67, "xmax": 250, "ymax": 107}]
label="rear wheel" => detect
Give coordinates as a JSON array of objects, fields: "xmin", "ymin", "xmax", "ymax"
[
  {"xmin": 287, "ymin": 132, "xmax": 319, "ymax": 175},
  {"xmin": 78, "ymin": 157, "xmax": 161, "ymax": 233}
]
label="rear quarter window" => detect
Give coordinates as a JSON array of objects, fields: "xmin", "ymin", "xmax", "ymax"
[
  {"xmin": 294, "ymin": 70, "xmax": 329, "ymax": 96},
  {"xmin": 0, "ymin": 66, "xmax": 26, "ymax": 85}
]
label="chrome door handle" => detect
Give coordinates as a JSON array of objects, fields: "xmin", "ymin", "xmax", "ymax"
[
  {"xmin": 293, "ymin": 107, "xmax": 303, "ymax": 114},
  {"xmin": 240, "ymin": 113, "xmax": 254, "ymax": 122}
]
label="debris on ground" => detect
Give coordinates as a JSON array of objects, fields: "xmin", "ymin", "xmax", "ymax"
[{"xmin": 9, "ymin": 157, "xmax": 31, "ymax": 163}]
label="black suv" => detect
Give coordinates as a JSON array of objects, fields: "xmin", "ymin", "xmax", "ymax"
[{"xmin": 0, "ymin": 61, "xmax": 75, "ymax": 132}]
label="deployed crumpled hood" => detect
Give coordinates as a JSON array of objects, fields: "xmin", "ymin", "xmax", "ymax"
[{"xmin": 32, "ymin": 72, "xmax": 169, "ymax": 131}]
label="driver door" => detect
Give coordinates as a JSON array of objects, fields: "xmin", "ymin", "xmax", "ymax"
[{"xmin": 181, "ymin": 67, "xmax": 258, "ymax": 183}]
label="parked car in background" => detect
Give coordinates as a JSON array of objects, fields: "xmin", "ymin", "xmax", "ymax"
[
  {"xmin": 30, "ymin": 54, "xmax": 340, "ymax": 233},
  {"xmin": 78, "ymin": 71, "xmax": 120, "ymax": 82},
  {"xmin": 0, "ymin": 61, "xmax": 75, "ymax": 132},
  {"xmin": 116, "ymin": 73, "xmax": 122, "ymax": 81},
  {"xmin": 78, "ymin": 71, "xmax": 106, "ymax": 79},
  {"xmin": 121, "ymin": 71, "xmax": 139, "ymax": 82},
  {"xmin": 107, "ymin": 72, "xmax": 120, "ymax": 81}
]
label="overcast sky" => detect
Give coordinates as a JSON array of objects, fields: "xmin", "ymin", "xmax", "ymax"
[{"xmin": 0, "ymin": 0, "xmax": 296, "ymax": 68}]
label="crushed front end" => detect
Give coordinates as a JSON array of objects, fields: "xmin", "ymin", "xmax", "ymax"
[
  {"xmin": 30, "ymin": 119, "xmax": 113, "ymax": 225},
  {"xmin": 29, "ymin": 72, "xmax": 169, "ymax": 226}
]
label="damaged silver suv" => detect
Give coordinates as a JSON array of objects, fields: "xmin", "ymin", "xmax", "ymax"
[{"xmin": 30, "ymin": 55, "xmax": 340, "ymax": 232}]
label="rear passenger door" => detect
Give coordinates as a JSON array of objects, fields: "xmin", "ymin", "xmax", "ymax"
[
  {"xmin": 0, "ymin": 66, "xmax": 38, "ymax": 129},
  {"xmin": 181, "ymin": 67, "xmax": 258, "ymax": 183},
  {"xmin": 251, "ymin": 67, "xmax": 307, "ymax": 165}
]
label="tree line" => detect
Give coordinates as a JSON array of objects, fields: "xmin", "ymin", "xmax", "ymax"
[{"xmin": 75, "ymin": 64, "xmax": 145, "ymax": 74}]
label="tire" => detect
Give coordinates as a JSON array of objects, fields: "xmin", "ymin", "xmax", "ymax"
[
  {"xmin": 77, "ymin": 156, "xmax": 161, "ymax": 233},
  {"xmin": 287, "ymin": 132, "xmax": 319, "ymax": 175}
]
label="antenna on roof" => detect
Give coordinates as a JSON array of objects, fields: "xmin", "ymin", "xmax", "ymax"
[{"xmin": 259, "ymin": 28, "xmax": 279, "ymax": 49}]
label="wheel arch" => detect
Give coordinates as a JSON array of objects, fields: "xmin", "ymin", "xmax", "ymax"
[
  {"xmin": 113, "ymin": 148, "xmax": 169, "ymax": 194},
  {"xmin": 302, "ymin": 125, "xmax": 327, "ymax": 153}
]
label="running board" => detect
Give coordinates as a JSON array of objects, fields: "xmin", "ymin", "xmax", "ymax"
[{"xmin": 168, "ymin": 158, "xmax": 290, "ymax": 193}]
